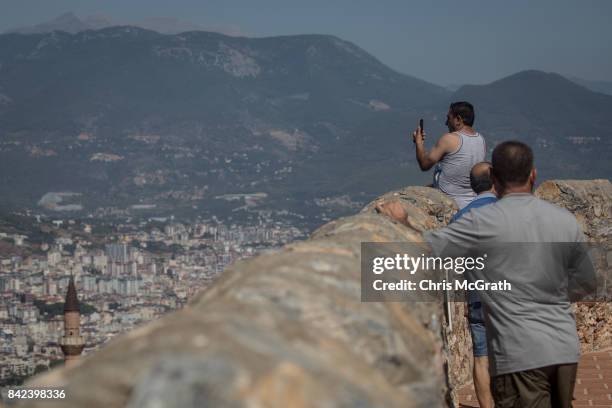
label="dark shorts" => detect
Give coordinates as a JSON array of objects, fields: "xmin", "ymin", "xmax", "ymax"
[
  {"xmin": 469, "ymin": 322, "xmax": 488, "ymax": 357},
  {"xmin": 491, "ymin": 363, "xmax": 577, "ymax": 408},
  {"xmin": 467, "ymin": 293, "xmax": 488, "ymax": 357}
]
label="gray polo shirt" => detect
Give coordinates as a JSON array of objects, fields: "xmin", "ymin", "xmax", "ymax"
[{"xmin": 424, "ymin": 193, "xmax": 596, "ymax": 376}]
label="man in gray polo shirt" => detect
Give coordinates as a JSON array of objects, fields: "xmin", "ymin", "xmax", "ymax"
[{"xmin": 377, "ymin": 141, "xmax": 596, "ymax": 407}]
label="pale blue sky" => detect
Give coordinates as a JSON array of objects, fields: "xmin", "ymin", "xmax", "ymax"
[{"xmin": 1, "ymin": 0, "xmax": 611, "ymax": 85}]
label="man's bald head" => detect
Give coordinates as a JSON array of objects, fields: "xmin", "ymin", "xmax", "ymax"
[{"xmin": 470, "ymin": 161, "xmax": 493, "ymax": 194}]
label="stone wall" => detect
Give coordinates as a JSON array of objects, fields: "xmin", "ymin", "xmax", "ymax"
[
  {"xmin": 23, "ymin": 186, "xmax": 455, "ymax": 408},
  {"xmin": 535, "ymin": 180, "xmax": 612, "ymax": 352},
  {"xmin": 19, "ymin": 181, "xmax": 611, "ymax": 408}
]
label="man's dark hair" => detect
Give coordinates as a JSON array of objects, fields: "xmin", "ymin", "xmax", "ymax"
[
  {"xmin": 491, "ymin": 141, "xmax": 534, "ymax": 186},
  {"xmin": 449, "ymin": 101, "xmax": 475, "ymax": 126},
  {"xmin": 470, "ymin": 162, "xmax": 493, "ymax": 194}
]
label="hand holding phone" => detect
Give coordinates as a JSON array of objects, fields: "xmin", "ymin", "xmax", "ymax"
[{"xmin": 413, "ymin": 118, "xmax": 426, "ymax": 144}]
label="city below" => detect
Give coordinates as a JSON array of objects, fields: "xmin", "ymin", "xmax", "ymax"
[{"xmin": 0, "ymin": 214, "xmax": 306, "ymax": 385}]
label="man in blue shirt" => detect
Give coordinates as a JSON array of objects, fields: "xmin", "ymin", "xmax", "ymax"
[
  {"xmin": 451, "ymin": 161, "xmax": 497, "ymax": 408},
  {"xmin": 378, "ymin": 162, "xmax": 497, "ymax": 407},
  {"xmin": 450, "ymin": 161, "xmax": 497, "ymax": 223}
]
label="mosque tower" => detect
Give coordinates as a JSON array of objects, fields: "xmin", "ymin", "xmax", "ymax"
[{"xmin": 59, "ymin": 276, "xmax": 85, "ymax": 365}]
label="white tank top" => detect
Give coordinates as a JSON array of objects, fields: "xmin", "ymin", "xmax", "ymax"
[{"xmin": 435, "ymin": 130, "xmax": 486, "ymax": 209}]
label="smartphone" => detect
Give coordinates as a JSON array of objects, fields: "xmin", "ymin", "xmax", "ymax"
[{"xmin": 419, "ymin": 118, "xmax": 424, "ymax": 133}]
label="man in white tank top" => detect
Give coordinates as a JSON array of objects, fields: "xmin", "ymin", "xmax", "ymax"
[{"xmin": 413, "ymin": 101, "xmax": 486, "ymax": 209}]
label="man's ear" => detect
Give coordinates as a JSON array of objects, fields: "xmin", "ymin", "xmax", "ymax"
[
  {"xmin": 490, "ymin": 170, "xmax": 503, "ymax": 195},
  {"xmin": 529, "ymin": 168, "xmax": 537, "ymax": 191},
  {"xmin": 454, "ymin": 115, "xmax": 463, "ymax": 127},
  {"xmin": 490, "ymin": 184, "xmax": 498, "ymax": 196}
]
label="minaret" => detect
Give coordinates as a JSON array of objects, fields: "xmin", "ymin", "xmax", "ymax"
[{"xmin": 59, "ymin": 276, "xmax": 85, "ymax": 366}]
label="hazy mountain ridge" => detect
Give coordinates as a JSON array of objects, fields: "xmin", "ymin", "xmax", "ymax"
[
  {"xmin": 452, "ymin": 70, "xmax": 612, "ymax": 135},
  {"xmin": 4, "ymin": 12, "xmax": 98, "ymax": 34},
  {"xmin": 451, "ymin": 70, "xmax": 612, "ymax": 179},
  {"xmin": 0, "ymin": 27, "xmax": 448, "ymax": 225},
  {"xmin": 4, "ymin": 12, "xmax": 244, "ymax": 36},
  {"xmin": 568, "ymin": 76, "xmax": 612, "ymax": 96},
  {"xmin": 0, "ymin": 28, "xmax": 609, "ymax": 226}
]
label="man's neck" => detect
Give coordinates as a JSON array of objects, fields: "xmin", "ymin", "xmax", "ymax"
[
  {"xmin": 500, "ymin": 185, "xmax": 533, "ymax": 197},
  {"xmin": 477, "ymin": 190, "xmax": 496, "ymax": 197},
  {"xmin": 456, "ymin": 125, "xmax": 476, "ymax": 135}
]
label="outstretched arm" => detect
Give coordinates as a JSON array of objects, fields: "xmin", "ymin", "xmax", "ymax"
[
  {"xmin": 414, "ymin": 130, "xmax": 456, "ymax": 171},
  {"xmin": 375, "ymin": 199, "xmax": 479, "ymax": 254}
]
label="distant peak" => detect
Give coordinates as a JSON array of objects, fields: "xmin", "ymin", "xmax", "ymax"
[
  {"xmin": 499, "ymin": 70, "xmax": 569, "ymax": 83},
  {"xmin": 49, "ymin": 12, "xmax": 85, "ymax": 27},
  {"xmin": 5, "ymin": 11, "xmax": 88, "ymax": 34}
]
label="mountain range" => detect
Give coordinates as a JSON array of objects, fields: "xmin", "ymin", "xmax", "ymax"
[
  {"xmin": 4, "ymin": 12, "xmax": 244, "ymax": 37},
  {"xmin": 567, "ymin": 76, "xmax": 612, "ymax": 96},
  {"xmin": 0, "ymin": 26, "xmax": 610, "ymax": 227}
]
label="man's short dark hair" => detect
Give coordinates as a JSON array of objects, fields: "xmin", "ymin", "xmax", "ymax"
[
  {"xmin": 491, "ymin": 141, "xmax": 534, "ymax": 186},
  {"xmin": 450, "ymin": 101, "xmax": 475, "ymax": 126},
  {"xmin": 470, "ymin": 162, "xmax": 493, "ymax": 194}
]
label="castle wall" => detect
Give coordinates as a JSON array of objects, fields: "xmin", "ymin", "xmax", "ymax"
[{"xmin": 22, "ymin": 181, "xmax": 611, "ymax": 408}]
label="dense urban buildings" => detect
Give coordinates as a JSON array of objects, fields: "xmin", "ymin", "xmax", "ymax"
[{"xmin": 0, "ymin": 217, "xmax": 305, "ymax": 384}]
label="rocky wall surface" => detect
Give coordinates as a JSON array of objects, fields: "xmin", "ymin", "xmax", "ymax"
[
  {"xmin": 535, "ymin": 180, "xmax": 612, "ymax": 352},
  {"xmin": 22, "ymin": 187, "xmax": 456, "ymax": 408},
  {"xmin": 18, "ymin": 181, "xmax": 611, "ymax": 408}
]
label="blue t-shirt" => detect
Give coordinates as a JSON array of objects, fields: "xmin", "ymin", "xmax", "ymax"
[
  {"xmin": 449, "ymin": 192, "xmax": 498, "ymax": 322},
  {"xmin": 450, "ymin": 192, "xmax": 498, "ymax": 224}
]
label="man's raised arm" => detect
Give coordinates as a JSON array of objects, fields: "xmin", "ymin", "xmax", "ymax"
[{"xmin": 413, "ymin": 128, "xmax": 455, "ymax": 171}]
